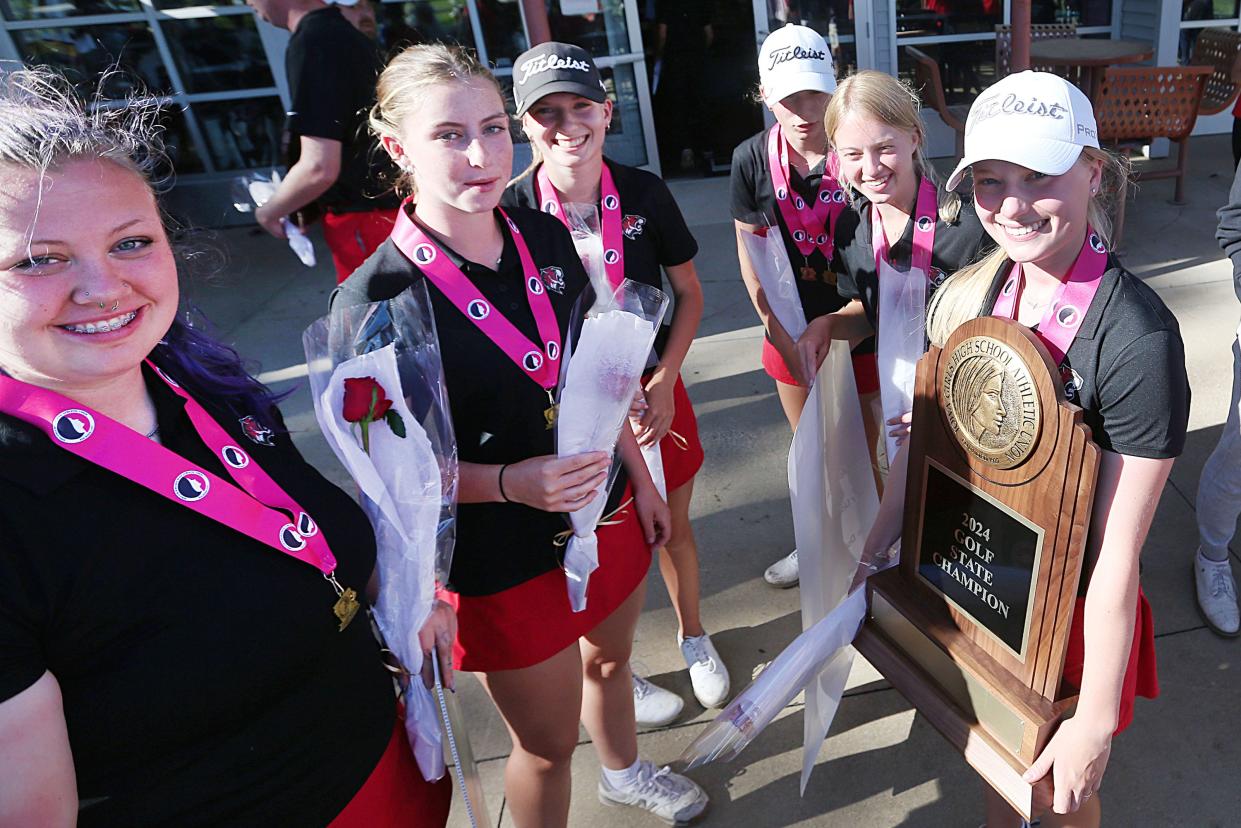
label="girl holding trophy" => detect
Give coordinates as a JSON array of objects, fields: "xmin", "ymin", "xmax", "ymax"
[
  {"xmin": 886, "ymin": 72, "xmax": 1188, "ymax": 826},
  {"xmin": 334, "ymin": 45, "xmax": 709, "ymax": 827},
  {"xmin": 730, "ymin": 24, "xmax": 870, "ymax": 588},
  {"xmin": 503, "ymin": 42, "xmax": 730, "ymax": 720}
]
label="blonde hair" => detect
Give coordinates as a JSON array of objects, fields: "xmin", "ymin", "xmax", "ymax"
[
  {"xmin": 925, "ymin": 146, "xmax": 1131, "ymax": 347},
  {"xmin": 370, "ymin": 43, "xmax": 505, "ymax": 197},
  {"xmin": 0, "ymin": 67, "xmax": 168, "ymax": 190},
  {"xmin": 824, "ymin": 70, "xmax": 961, "ymax": 224}
]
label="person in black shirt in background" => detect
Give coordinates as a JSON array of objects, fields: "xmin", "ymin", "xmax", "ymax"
[
  {"xmin": 245, "ymin": 0, "xmax": 400, "ymax": 283},
  {"xmin": 0, "ymin": 68, "xmax": 453, "ymax": 827},
  {"xmin": 504, "ymin": 42, "xmax": 730, "ymax": 726},
  {"xmin": 335, "ymin": 45, "xmax": 710, "ymax": 827}
]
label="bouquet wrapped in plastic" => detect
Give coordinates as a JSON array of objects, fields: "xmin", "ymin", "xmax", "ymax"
[
  {"xmin": 738, "ymin": 224, "xmax": 807, "ymax": 341},
  {"xmin": 679, "ymin": 341, "xmax": 879, "ymax": 793},
  {"xmin": 556, "ymin": 278, "xmax": 669, "ymax": 612},
  {"xmin": 232, "ymin": 170, "xmax": 317, "ymax": 267},
  {"xmin": 302, "ymin": 284, "xmax": 459, "ymax": 780}
]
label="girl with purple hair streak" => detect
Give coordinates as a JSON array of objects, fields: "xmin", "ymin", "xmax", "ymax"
[{"xmin": 0, "ymin": 69, "xmax": 454, "ymax": 827}]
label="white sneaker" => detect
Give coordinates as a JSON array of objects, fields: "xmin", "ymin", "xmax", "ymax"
[
  {"xmin": 763, "ymin": 549, "xmax": 799, "ymax": 588},
  {"xmin": 632, "ymin": 666, "xmax": 684, "ymax": 728},
  {"xmin": 678, "ymin": 632, "xmax": 730, "ymax": 708},
  {"xmin": 1195, "ymin": 549, "xmax": 1240, "ymax": 637},
  {"xmin": 598, "ymin": 759, "xmax": 709, "ymax": 825}
]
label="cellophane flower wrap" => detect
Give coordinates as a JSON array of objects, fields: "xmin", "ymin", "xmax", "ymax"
[
  {"xmin": 738, "ymin": 223, "xmax": 807, "ymax": 340},
  {"xmin": 230, "ymin": 170, "xmax": 316, "ymax": 267},
  {"xmin": 556, "ymin": 277, "xmax": 669, "ymax": 612},
  {"xmin": 303, "ymin": 284, "xmax": 458, "ymax": 780}
]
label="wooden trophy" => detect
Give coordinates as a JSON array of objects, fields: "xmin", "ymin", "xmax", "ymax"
[{"xmin": 853, "ymin": 315, "xmax": 1100, "ymax": 820}]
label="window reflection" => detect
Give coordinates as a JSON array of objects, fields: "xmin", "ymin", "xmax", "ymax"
[
  {"xmin": 192, "ymin": 96, "xmax": 283, "ymax": 171},
  {"xmin": 160, "ymin": 15, "xmax": 274, "ymax": 94},
  {"xmin": 898, "ymin": 42, "xmax": 996, "ymax": 105},
  {"xmin": 0, "ymin": 0, "xmax": 137, "ymax": 22},
  {"xmin": 11, "ymin": 23, "xmax": 168, "ymax": 97},
  {"xmin": 373, "ymin": 0, "xmax": 473, "ymax": 55},
  {"xmin": 475, "ymin": 0, "xmax": 526, "ymax": 67},
  {"xmin": 547, "ymin": 0, "xmax": 631, "ymax": 57},
  {"xmin": 159, "ymin": 105, "xmax": 206, "ymax": 175},
  {"xmin": 770, "ymin": 0, "xmax": 856, "ymax": 39},
  {"xmin": 896, "ymin": 0, "xmax": 1001, "ymax": 36}
]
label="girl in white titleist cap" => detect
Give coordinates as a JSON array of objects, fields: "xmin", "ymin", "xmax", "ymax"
[
  {"xmin": 729, "ymin": 24, "xmax": 878, "ymax": 589},
  {"xmin": 880, "ymin": 71, "xmax": 1187, "ymax": 826}
]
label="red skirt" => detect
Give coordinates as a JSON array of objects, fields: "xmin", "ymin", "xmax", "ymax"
[
  {"xmin": 648, "ymin": 372, "xmax": 705, "ymax": 493},
  {"xmin": 760, "ymin": 337, "xmax": 880, "ymax": 395},
  {"xmin": 329, "ymin": 716, "xmax": 452, "ymax": 828},
  {"xmin": 439, "ymin": 486, "xmax": 652, "ymax": 673},
  {"xmin": 322, "ymin": 207, "xmax": 400, "ymax": 284},
  {"xmin": 1060, "ymin": 588, "xmax": 1159, "ymax": 735}
]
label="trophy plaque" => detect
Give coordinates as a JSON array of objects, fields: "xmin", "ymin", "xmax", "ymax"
[{"xmin": 853, "ymin": 315, "xmax": 1100, "ymax": 820}]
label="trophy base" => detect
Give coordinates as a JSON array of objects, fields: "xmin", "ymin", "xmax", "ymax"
[{"xmin": 855, "ymin": 572, "xmax": 1075, "ymax": 821}]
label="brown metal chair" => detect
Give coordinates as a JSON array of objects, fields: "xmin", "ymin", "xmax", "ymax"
[
  {"xmin": 1094, "ymin": 64, "xmax": 1212, "ymax": 244},
  {"xmin": 906, "ymin": 46, "xmax": 969, "ymax": 161},
  {"xmin": 1188, "ymin": 27, "xmax": 1241, "ymax": 115},
  {"xmin": 994, "ymin": 23, "xmax": 1078, "ymax": 79}
]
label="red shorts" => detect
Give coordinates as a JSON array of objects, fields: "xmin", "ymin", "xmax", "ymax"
[
  {"xmin": 322, "ymin": 207, "xmax": 399, "ymax": 284},
  {"xmin": 1060, "ymin": 588, "xmax": 1159, "ymax": 735},
  {"xmin": 646, "ymin": 372, "xmax": 705, "ymax": 493},
  {"xmin": 329, "ymin": 716, "xmax": 452, "ymax": 828},
  {"xmin": 439, "ymin": 485, "xmax": 652, "ymax": 673},
  {"xmin": 760, "ymin": 337, "xmax": 880, "ymax": 395}
]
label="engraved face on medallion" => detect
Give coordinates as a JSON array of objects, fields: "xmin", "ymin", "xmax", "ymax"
[{"xmin": 942, "ymin": 336, "xmax": 1041, "ymax": 468}]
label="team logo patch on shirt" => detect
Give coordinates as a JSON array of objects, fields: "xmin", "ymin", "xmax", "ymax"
[
  {"xmin": 539, "ymin": 266, "xmax": 565, "ymax": 294},
  {"xmin": 927, "ymin": 266, "xmax": 948, "ymax": 295},
  {"xmin": 622, "ymin": 214, "xmax": 646, "ymax": 240},
  {"xmin": 239, "ymin": 415, "xmax": 275, "ymax": 446}
]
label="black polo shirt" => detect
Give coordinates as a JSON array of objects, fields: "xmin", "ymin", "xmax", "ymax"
[
  {"xmin": 730, "ymin": 129, "xmax": 847, "ymax": 323},
  {"xmin": 0, "ymin": 366, "xmax": 394, "ymax": 826},
  {"xmin": 833, "ymin": 179, "xmax": 995, "ymax": 330},
  {"xmin": 982, "ymin": 260, "xmax": 1189, "ymax": 459},
  {"xmin": 285, "ymin": 6, "xmax": 399, "ymax": 213},
  {"xmin": 503, "ymin": 158, "xmax": 699, "ymax": 360},
  {"xmin": 334, "ymin": 207, "xmax": 627, "ymax": 597}
]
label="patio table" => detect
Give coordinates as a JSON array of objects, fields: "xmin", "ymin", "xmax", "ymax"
[{"xmin": 1027, "ymin": 38, "xmax": 1154, "ymax": 100}]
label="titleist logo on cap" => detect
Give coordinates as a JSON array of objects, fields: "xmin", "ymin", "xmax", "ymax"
[
  {"xmin": 518, "ymin": 53, "xmax": 592, "ymax": 85},
  {"xmin": 968, "ymin": 92, "xmax": 1067, "ymax": 133},
  {"xmin": 767, "ymin": 45, "xmax": 827, "ymax": 71}
]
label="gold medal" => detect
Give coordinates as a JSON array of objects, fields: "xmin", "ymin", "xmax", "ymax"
[
  {"xmin": 333, "ymin": 588, "xmax": 360, "ymax": 631},
  {"xmin": 544, "ymin": 388, "xmax": 559, "ymax": 430},
  {"xmin": 325, "ymin": 571, "xmax": 360, "ymax": 631}
]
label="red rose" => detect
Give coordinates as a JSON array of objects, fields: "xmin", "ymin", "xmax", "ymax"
[
  {"xmin": 343, "ymin": 377, "xmax": 391, "ymax": 422},
  {"xmin": 341, "ymin": 376, "xmax": 405, "ymax": 454}
]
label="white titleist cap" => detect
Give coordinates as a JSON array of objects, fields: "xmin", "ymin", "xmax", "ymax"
[
  {"xmin": 946, "ymin": 71, "xmax": 1098, "ymax": 192},
  {"xmin": 759, "ymin": 24, "xmax": 836, "ymax": 104}
]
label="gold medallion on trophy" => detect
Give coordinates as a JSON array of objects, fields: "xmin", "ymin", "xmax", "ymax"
[{"xmin": 941, "ymin": 336, "xmax": 1041, "ymax": 469}]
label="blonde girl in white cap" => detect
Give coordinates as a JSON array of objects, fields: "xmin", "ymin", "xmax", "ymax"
[
  {"xmin": 879, "ymin": 71, "xmax": 1187, "ymax": 826},
  {"xmin": 729, "ymin": 24, "xmax": 870, "ymax": 588}
]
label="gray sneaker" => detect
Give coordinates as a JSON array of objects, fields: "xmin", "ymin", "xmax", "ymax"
[
  {"xmin": 598, "ymin": 759, "xmax": 708, "ymax": 825},
  {"xmin": 1195, "ymin": 549, "xmax": 1241, "ymax": 637}
]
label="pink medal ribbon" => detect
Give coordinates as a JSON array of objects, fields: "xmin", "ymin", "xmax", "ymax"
[
  {"xmin": 0, "ymin": 365, "xmax": 362, "ymax": 630},
  {"xmin": 536, "ymin": 162, "xmax": 625, "ymax": 290},
  {"xmin": 871, "ymin": 176, "xmax": 939, "ymax": 280},
  {"xmin": 390, "ymin": 202, "xmax": 563, "ymax": 425},
  {"xmin": 991, "ymin": 227, "xmax": 1110, "ymax": 365},
  {"xmin": 767, "ymin": 124, "xmax": 845, "ymax": 261}
]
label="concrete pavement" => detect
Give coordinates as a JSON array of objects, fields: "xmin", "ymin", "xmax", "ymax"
[{"xmin": 195, "ymin": 134, "xmax": 1241, "ymax": 826}]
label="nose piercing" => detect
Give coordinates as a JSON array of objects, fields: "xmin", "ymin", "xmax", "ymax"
[{"xmin": 83, "ymin": 290, "xmax": 90, "ymax": 298}]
